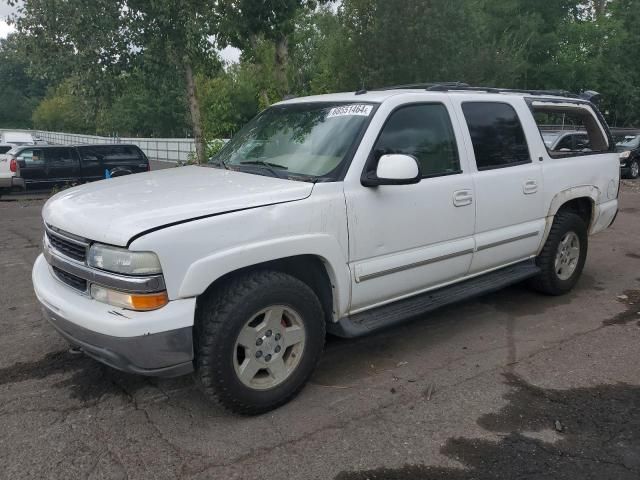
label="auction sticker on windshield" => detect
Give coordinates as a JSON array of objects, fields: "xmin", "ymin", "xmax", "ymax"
[{"xmin": 327, "ymin": 104, "xmax": 373, "ymax": 118}]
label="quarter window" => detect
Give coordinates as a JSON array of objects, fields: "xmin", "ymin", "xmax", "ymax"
[
  {"xmin": 532, "ymin": 103, "xmax": 609, "ymax": 156},
  {"xmin": 462, "ymin": 102, "xmax": 531, "ymax": 170},
  {"xmin": 372, "ymin": 104, "xmax": 461, "ymax": 177}
]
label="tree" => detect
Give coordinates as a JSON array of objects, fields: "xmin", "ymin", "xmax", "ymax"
[
  {"xmin": 0, "ymin": 33, "xmax": 49, "ymax": 128},
  {"xmin": 217, "ymin": 0, "xmax": 332, "ymax": 100},
  {"xmin": 32, "ymin": 80, "xmax": 92, "ymax": 133},
  {"xmin": 13, "ymin": 0, "xmax": 221, "ymax": 162}
]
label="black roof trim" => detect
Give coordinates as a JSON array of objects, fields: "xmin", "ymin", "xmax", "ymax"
[{"xmin": 372, "ymin": 82, "xmax": 596, "ymax": 101}]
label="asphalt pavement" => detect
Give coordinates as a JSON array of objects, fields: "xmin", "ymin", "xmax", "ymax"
[{"xmin": 1, "ymin": 182, "xmax": 639, "ymax": 479}]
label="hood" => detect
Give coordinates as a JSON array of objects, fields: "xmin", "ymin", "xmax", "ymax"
[{"xmin": 43, "ymin": 166, "xmax": 314, "ymax": 246}]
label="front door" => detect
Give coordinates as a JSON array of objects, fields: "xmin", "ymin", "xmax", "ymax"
[
  {"xmin": 16, "ymin": 148, "xmax": 47, "ymax": 189},
  {"xmin": 344, "ymin": 102, "xmax": 476, "ymax": 313},
  {"xmin": 45, "ymin": 147, "xmax": 81, "ymax": 186}
]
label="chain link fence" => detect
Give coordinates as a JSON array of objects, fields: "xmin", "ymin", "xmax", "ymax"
[{"xmin": 1, "ymin": 129, "xmax": 198, "ymax": 164}]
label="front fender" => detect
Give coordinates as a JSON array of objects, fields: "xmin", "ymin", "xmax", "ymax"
[{"xmin": 178, "ymin": 234, "xmax": 351, "ymax": 319}]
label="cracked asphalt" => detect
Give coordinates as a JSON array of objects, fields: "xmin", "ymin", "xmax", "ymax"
[{"xmin": 1, "ymin": 182, "xmax": 639, "ymax": 479}]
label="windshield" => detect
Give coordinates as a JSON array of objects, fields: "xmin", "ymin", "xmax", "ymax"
[
  {"xmin": 617, "ymin": 135, "xmax": 640, "ymax": 149},
  {"xmin": 211, "ymin": 102, "xmax": 375, "ymax": 181}
]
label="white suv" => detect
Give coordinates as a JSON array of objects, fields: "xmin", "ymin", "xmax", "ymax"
[{"xmin": 32, "ymin": 85, "xmax": 620, "ymax": 414}]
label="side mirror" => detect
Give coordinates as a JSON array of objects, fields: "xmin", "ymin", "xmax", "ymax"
[{"xmin": 362, "ymin": 154, "xmax": 421, "ymax": 187}]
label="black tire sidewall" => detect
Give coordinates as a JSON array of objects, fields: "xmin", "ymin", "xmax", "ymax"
[
  {"xmin": 629, "ymin": 159, "xmax": 639, "ymax": 179},
  {"xmin": 197, "ymin": 272, "xmax": 325, "ymax": 413},
  {"xmin": 542, "ymin": 213, "xmax": 588, "ymax": 294}
]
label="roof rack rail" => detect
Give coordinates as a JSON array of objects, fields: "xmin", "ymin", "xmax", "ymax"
[
  {"xmin": 424, "ymin": 84, "xmax": 580, "ymax": 99},
  {"xmin": 375, "ymin": 82, "xmax": 469, "ymax": 91},
  {"xmin": 367, "ymin": 82, "xmax": 598, "ymax": 103}
]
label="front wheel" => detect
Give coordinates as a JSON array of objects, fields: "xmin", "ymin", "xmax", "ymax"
[
  {"xmin": 529, "ymin": 211, "xmax": 588, "ymax": 296},
  {"xmin": 195, "ymin": 270, "xmax": 326, "ymax": 415}
]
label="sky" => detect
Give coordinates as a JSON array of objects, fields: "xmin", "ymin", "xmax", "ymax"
[
  {"xmin": 0, "ymin": 1, "xmax": 241, "ymax": 62},
  {"xmin": 0, "ymin": 2, "xmax": 17, "ymax": 39}
]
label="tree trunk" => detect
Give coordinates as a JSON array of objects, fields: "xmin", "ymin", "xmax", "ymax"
[
  {"xmin": 593, "ymin": 0, "xmax": 607, "ymax": 19},
  {"xmin": 275, "ymin": 35, "xmax": 290, "ymax": 97},
  {"xmin": 184, "ymin": 60, "xmax": 206, "ymax": 164}
]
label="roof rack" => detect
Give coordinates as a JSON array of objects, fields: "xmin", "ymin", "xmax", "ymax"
[
  {"xmin": 362, "ymin": 83, "xmax": 599, "ymax": 103},
  {"xmin": 375, "ymin": 82, "xmax": 470, "ymax": 91},
  {"xmin": 424, "ymin": 83, "xmax": 580, "ymax": 98}
]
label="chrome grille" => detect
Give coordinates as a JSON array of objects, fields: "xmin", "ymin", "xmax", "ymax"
[
  {"xmin": 52, "ymin": 266, "xmax": 88, "ymax": 292},
  {"xmin": 46, "ymin": 228, "xmax": 87, "ymax": 262}
]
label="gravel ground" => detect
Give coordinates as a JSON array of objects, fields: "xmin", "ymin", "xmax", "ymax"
[{"xmin": 0, "ymin": 183, "xmax": 639, "ymax": 479}]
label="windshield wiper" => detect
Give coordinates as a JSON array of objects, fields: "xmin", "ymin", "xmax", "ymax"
[{"xmin": 240, "ymin": 160, "xmax": 289, "ymax": 170}]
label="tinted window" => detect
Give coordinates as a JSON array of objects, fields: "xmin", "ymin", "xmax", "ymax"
[
  {"xmin": 0, "ymin": 146, "xmax": 11, "ymax": 154},
  {"xmin": 373, "ymin": 104, "xmax": 460, "ymax": 177},
  {"xmin": 532, "ymin": 104, "xmax": 609, "ymax": 155},
  {"xmin": 80, "ymin": 145, "xmax": 144, "ymax": 163},
  {"xmin": 18, "ymin": 149, "xmax": 45, "ymax": 166},
  {"xmin": 45, "ymin": 148, "xmax": 78, "ymax": 166},
  {"xmin": 462, "ymin": 102, "xmax": 530, "ymax": 170}
]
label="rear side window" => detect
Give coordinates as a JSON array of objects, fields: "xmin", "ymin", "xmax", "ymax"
[
  {"xmin": 462, "ymin": 102, "xmax": 531, "ymax": 170},
  {"xmin": 372, "ymin": 103, "xmax": 460, "ymax": 177},
  {"xmin": 45, "ymin": 148, "xmax": 78, "ymax": 166},
  {"xmin": 0, "ymin": 146, "xmax": 11, "ymax": 154},
  {"xmin": 81, "ymin": 145, "xmax": 144, "ymax": 163},
  {"xmin": 532, "ymin": 103, "xmax": 610, "ymax": 156}
]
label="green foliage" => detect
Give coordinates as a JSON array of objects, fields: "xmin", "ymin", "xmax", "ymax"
[
  {"xmin": 0, "ymin": 33, "xmax": 49, "ymax": 128},
  {"xmin": 6, "ymin": 0, "xmax": 640, "ymax": 134},
  {"xmin": 198, "ymin": 66, "xmax": 261, "ymax": 139},
  {"xmin": 32, "ymin": 81, "xmax": 93, "ymax": 133}
]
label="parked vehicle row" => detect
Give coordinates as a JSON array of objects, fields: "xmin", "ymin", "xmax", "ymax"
[
  {"xmin": 1, "ymin": 144, "xmax": 149, "ymax": 191},
  {"xmin": 616, "ymin": 134, "xmax": 640, "ymax": 179},
  {"xmin": 32, "ymin": 84, "xmax": 620, "ymax": 414},
  {"xmin": 0, "ymin": 131, "xmax": 36, "ymax": 190}
]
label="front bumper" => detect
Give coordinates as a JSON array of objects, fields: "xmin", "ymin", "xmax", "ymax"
[{"xmin": 33, "ymin": 254, "xmax": 195, "ymax": 377}]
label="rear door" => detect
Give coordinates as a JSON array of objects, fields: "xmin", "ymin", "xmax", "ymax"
[
  {"xmin": 45, "ymin": 147, "xmax": 81, "ymax": 185},
  {"xmin": 77, "ymin": 146, "xmax": 106, "ymax": 182},
  {"xmin": 456, "ymin": 99, "xmax": 546, "ymax": 274}
]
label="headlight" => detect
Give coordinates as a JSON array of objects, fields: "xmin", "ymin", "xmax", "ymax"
[
  {"xmin": 87, "ymin": 244, "xmax": 162, "ymax": 275},
  {"xmin": 620, "ymin": 150, "xmax": 631, "ymax": 159}
]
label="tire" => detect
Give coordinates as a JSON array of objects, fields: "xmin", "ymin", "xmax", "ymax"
[
  {"xmin": 528, "ymin": 211, "xmax": 588, "ymax": 296},
  {"xmin": 195, "ymin": 270, "xmax": 326, "ymax": 415},
  {"xmin": 628, "ymin": 159, "xmax": 639, "ymax": 179}
]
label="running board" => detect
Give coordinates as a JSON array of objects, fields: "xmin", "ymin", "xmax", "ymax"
[{"xmin": 328, "ymin": 260, "xmax": 540, "ymax": 338}]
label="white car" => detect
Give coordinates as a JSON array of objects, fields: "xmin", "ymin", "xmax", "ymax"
[
  {"xmin": 0, "ymin": 132, "xmax": 36, "ymax": 190},
  {"xmin": 1, "ymin": 131, "xmax": 35, "ymax": 146},
  {"xmin": 32, "ymin": 85, "xmax": 620, "ymax": 414}
]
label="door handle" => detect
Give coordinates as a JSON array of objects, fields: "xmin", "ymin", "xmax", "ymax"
[
  {"xmin": 453, "ymin": 190, "xmax": 473, "ymax": 207},
  {"xmin": 523, "ymin": 180, "xmax": 538, "ymax": 195}
]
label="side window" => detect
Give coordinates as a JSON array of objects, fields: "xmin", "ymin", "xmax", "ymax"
[
  {"xmin": 79, "ymin": 148, "xmax": 101, "ymax": 166},
  {"xmin": 46, "ymin": 148, "xmax": 78, "ymax": 166},
  {"xmin": 372, "ymin": 104, "xmax": 461, "ymax": 177},
  {"xmin": 462, "ymin": 102, "xmax": 530, "ymax": 170},
  {"xmin": 18, "ymin": 149, "xmax": 45, "ymax": 166},
  {"xmin": 532, "ymin": 103, "xmax": 609, "ymax": 156}
]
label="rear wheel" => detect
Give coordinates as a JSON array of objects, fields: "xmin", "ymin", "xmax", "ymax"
[
  {"xmin": 195, "ymin": 270, "xmax": 325, "ymax": 415},
  {"xmin": 628, "ymin": 159, "xmax": 639, "ymax": 179},
  {"xmin": 529, "ymin": 211, "xmax": 588, "ymax": 296}
]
